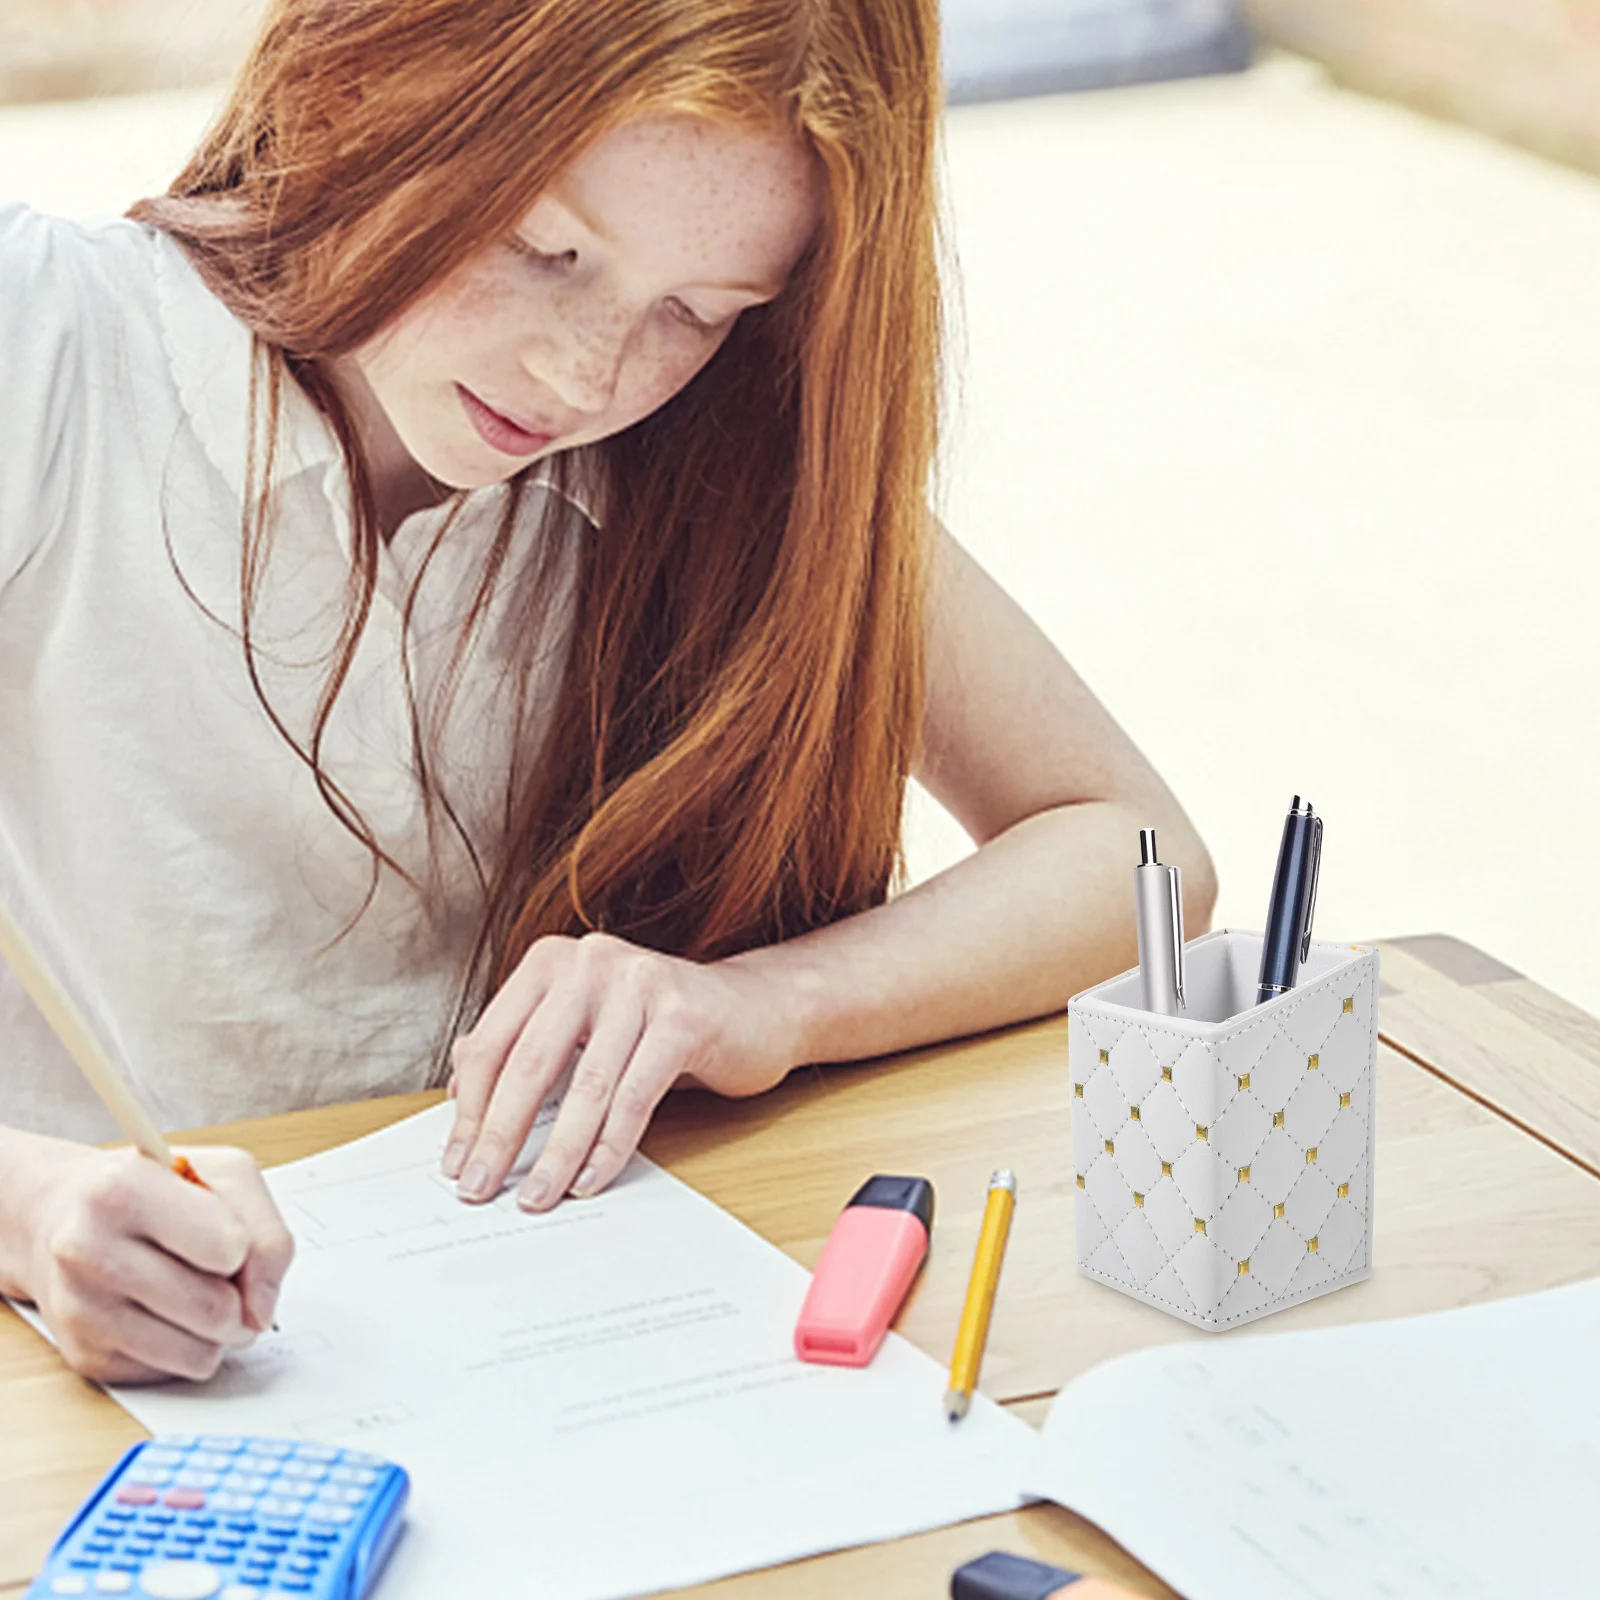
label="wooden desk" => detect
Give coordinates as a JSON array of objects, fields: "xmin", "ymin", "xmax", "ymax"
[
  {"xmin": 7, "ymin": 939, "xmax": 1600, "ymax": 1599},
  {"xmin": 1374, "ymin": 934, "xmax": 1600, "ymax": 1180}
]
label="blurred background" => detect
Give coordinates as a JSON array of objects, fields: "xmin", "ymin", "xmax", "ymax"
[{"xmin": 2, "ymin": 1, "xmax": 1597, "ymax": 1013}]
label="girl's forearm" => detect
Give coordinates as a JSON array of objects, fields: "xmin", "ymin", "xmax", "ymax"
[
  {"xmin": 727, "ymin": 800, "xmax": 1217, "ymax": 1073},
  {"xmin": 0, "ymin": 1122, "xmax": 77, "ymax": 1301}
]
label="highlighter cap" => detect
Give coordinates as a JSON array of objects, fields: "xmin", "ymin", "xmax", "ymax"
[
  {"xmin": 847, "ymin": 1174, "xmax": 935, "ymax": 1234},
  {"xmin": 951, "ymin": 1552, "xmax": 1078, "ymax": 1600}
]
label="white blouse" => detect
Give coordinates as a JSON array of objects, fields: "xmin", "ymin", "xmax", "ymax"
[{"xmin": 0, "ymin": 204, "xmax": 593, "ymax": 1143}]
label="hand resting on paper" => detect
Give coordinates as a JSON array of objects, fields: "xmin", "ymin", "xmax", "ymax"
[
  {"xmin": 0, "ymin": 1134, "xmax": 295, "ymax": 1383},
  {"xmin": 442, "ymin": 932, "xmax": 795, "ymax": 1210}
]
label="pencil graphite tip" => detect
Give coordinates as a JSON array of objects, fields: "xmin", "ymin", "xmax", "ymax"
[{"xmin": 944, "ymin": 1388, "xmax": 971, "ymax": 1422}]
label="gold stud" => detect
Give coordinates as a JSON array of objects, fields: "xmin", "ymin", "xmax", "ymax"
[
  {"xmin": 1104, "ymin": 1139, "xmax": 1115, "ymax": 1155},
  {"xmin": 1273, "ymin": 1111, "xmax": 1285, "ymax": 1128},
  {"xmin": 1161, "ymin": 1066, "xmax": 1172, "ymax": 1082},
  {"xmin": 1161, "ymin": 1161, "xmax": 1172, "ymax": 1178},
  {"xmin": 1237, "ymin": 1259, "xmax": 1250, "ymax": 1276},
  {"xmin": 1130, "ymin": 1106, "xmax": 1141, "ymax": 1122},
  {"xmin": 1133, "ymin": 1192, "xmax": 1144, "ymax": 1208},
  {"xmin": 1074, "ymin": 1083, "xmax": 1084, "ymax": 1098},
  {"xmin": 1308, "ymin": 1236, "xmax": 1319, "ymax": 1253},
  {"xmin": 1076, "ymin": 1173, "xmax": 1085, "ymax": 1188},
  {"xmin": 1196, "ymin": 1124, "xmax": 1208, "ymax": 1141},
  {"xmin": 1306, "ymin": 1146, "xmax": 1318, "ymax": 1164},
  {"xmin": 1099, "ymin": 1049, "xmax": 1109, "ymax": 1065},
  {"xmin": 1238, "ymin": 1165, "xmax": 1251, "ymax": 1182},
  {"xmin": 1194, "ymin": 1218, "xmax": 1206, "ymax": 1235},
  {"xmin": 1273, "ymin": 1202, "xmax": 1286, "ymax": 1219},
  {"xmin": 1237, "ymin": 1072, "xmax": 1251, "ymax": 1091},
  {"xmin": 1340, "ymin": 1091, "xmax": 1352, "ymax": 1108},
  {"xmin": 1308, "ymin": 1053, "xmax": 1320, "ymax": 1071},
  {"xmin": 1338, "ymin": 1182, "xmax": 1350, "ymax": 1199},
  {"xmin": 1343, "ymin": 997, "xmax": 1354, "ymax": 1013}
]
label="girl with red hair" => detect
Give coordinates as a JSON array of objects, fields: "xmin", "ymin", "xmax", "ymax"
[{"xmin": 0, "ymin": 0, "xmax": 1213, "ymax": 1381}]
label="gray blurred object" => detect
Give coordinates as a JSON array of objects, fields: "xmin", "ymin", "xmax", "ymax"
[
  {"xmin": 1, "ymin": 0, "xmax": 265, "ymax": 105},
  {"xmin": 944, "ymin": 0, "xmax": 1253, "ymax": 105}
]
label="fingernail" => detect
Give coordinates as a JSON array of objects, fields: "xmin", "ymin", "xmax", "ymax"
[
  {"xmin": 570, "ymin": 1165, "xmax": 598, "ymax": 1198},
  {"xmin": 250, "ymin": 1281, "xmax": 280, "ymax": 1332},
  {"xmin": 517, "ymin": 1174, "xmax": 552, "ymax": 1211},
  {"xmin": 459, "ymin": 1162, "xmax": 493, "ymax": 1201},
  {"xmin": 442, "ymin": 1140, "xmax": 468, "ymax": 1179}
]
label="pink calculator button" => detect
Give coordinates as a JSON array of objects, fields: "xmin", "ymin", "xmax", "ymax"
[
  {"xmin": 163, "ymin": 1489, "xmax": 207, "ymax": 1510},
  {"xmin": 114, "ymin": 1486, "xmax": 156, "ymax": 1506}
]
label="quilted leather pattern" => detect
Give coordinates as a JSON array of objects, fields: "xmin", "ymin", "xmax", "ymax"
[{"xmin": 1069, "ymin": 939, "xmax": 1378, "ymax": 1330}]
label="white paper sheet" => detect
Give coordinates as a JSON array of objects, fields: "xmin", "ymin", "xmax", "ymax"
[
  {"xmin": 45, "ymin": 1103, "xmax": 1030, "ymax": 1598},
  {"xmin": 1026, "ymin": 1276, "xmax": 1600, "ymax": 1600}
]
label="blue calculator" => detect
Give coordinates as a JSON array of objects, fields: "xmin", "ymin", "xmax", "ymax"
[{"xmin": 25, "ymin": 1434, "xmax": 408, "ymax": 1600}]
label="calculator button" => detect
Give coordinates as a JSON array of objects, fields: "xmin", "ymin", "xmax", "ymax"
[
  {"xmin": 219, "ymin": 1590, "xmax": 261, "ymax": 1600},
  {"xmin": 161, "ymin": 1438, "xmax": 199, "ymax": 1450},
  {"xmin": 273, "ymin": 1482, "xmax": 313, "ymax": 1502},
  {"xmin": 135, "ymin": 1562, "xmax": 222, "ymax": 1598},
  {"xmin": 142, "ymin": 1512, "xmax": 177, "ymax": 1527},
  {"xmin": 48, "ymin": 1579, "xmax": 88, "ymax": 1596},
  {"xmin": 171, "ymin": 1529, "xmax": 207, "ymax": 1546},
  {"xmin": 305, "ymin": 1507, "xmax": 353, "ymax": 1526},
  {"xmin": 93, "ymin": 1575, "xmax": 133, "ymax": 1593},
  {"xmin": 140, "ymin": 1450, "xmax": 185, "ymax": 1469},
  {"xmin": 247, "ymin": 1441, "xmax": 293, "ymax": 1457},
  {"xmin": 276, "ymin": 1462, "xmax": 326, "ymax": 1482},
  {"xmin": 163, "ymin": 1491, "xmax": 207, "ymax": 1512},
  {"xmin": 254, "ymin": 1541, "xmax": 287, "ymax": 1556},
  {"xmin": 337, "ymin": 1452, "xmax": 383, "ymax": 1468},
  {"xmin": 276, "ymin": 1584, "xmax": 312, "ymax": 1594},
  {"xmin": 326, "ymin": 1466, "xmax": 375, "ymax": 1487},
  {"xmin": 174, "ymin": 1473, "xmax": 220, "ymax": 1490},
  {"xmin": 125, "ymin": 1469, "xmax": 173, "ymax": 1488},
  {"xmin": 290, "ymin": 1446, "xmax": 338, "ymax": 1463},
  {"xmin": 85, "ymin": 1540, "xmax": 115, "ymax": 1555},
  {"xmin": 116, "ymin": 1488, "xmax": 158, "ymax": 1507},
  {"xmin": 198, "ymin": 1439, "xmax": 245, "ymax": 1454},
  {"xmin": 187, "ymin": 1454, "xmax": 232, "ymax": 1473},
  {"xmin": 234, "ymin": 1458, "xmax": 276, "ymax": 1478},
  {"xmin": 253, "ymin": 1499, "xmax": 301, "ymax": 1520}
]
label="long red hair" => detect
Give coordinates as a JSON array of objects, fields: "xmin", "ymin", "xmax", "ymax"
[{"xmin": 132, "ymin": 0, "xmax": 942, "ymax": 1030}]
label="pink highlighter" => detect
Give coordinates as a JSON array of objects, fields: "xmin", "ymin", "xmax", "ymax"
[{"xmin": 794, "ymin": 1175, "xmax": 934, "ymax": 1366}]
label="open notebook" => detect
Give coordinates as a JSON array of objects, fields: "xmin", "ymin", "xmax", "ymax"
[{"xmin": 1027, "ymin": 1276, "xmax": 1600, "ymax": 1599}]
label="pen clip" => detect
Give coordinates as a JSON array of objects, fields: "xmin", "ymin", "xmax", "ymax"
[
  {"xmin": 1298, "ymin": 815, "xmax": 1323, "ymax": 966},
  {"xmin": 1168, "ymin": 865, "xmax": 1186, "ymax": 1011}
]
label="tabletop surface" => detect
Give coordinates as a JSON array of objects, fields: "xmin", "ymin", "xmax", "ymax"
[{"xmin": 5, "ymin": 934, "xmax": 1598, "ymax": 1600}]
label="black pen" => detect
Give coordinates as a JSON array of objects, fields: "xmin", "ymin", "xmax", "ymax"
[{"xmin": 1257, "ymin": 796, "xmax": 1323, "ymax": 1005}]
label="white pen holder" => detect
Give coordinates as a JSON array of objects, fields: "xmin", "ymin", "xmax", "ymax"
[{"xmin": 1067, "ymin": 929, "xmax": 1378, "ymax": 1331}]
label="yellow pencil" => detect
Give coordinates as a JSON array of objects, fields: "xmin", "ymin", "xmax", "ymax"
[{"xmin": 945, "ymin": 1168, "xmax": 1016, "ymax": 1421}]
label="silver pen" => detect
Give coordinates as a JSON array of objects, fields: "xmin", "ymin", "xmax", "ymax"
[{"xmin": 1134, "ymin": 828, "xmax": 1186, "ymax": 1015}]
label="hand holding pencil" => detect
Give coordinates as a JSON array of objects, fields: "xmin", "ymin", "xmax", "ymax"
[{"xmin": 0, "ymin": 897, "xmax": 294, "ymax": 1384}]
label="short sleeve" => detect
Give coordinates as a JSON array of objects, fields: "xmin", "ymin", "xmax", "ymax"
[{"xmin": 0, "ymin": 204, "xmax": 86, "ymax": 592}]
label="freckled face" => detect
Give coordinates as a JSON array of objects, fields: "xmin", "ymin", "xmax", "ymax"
[{"xmin": 347, "ymin": 115, "xmax": 821, "ymax": 490}]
